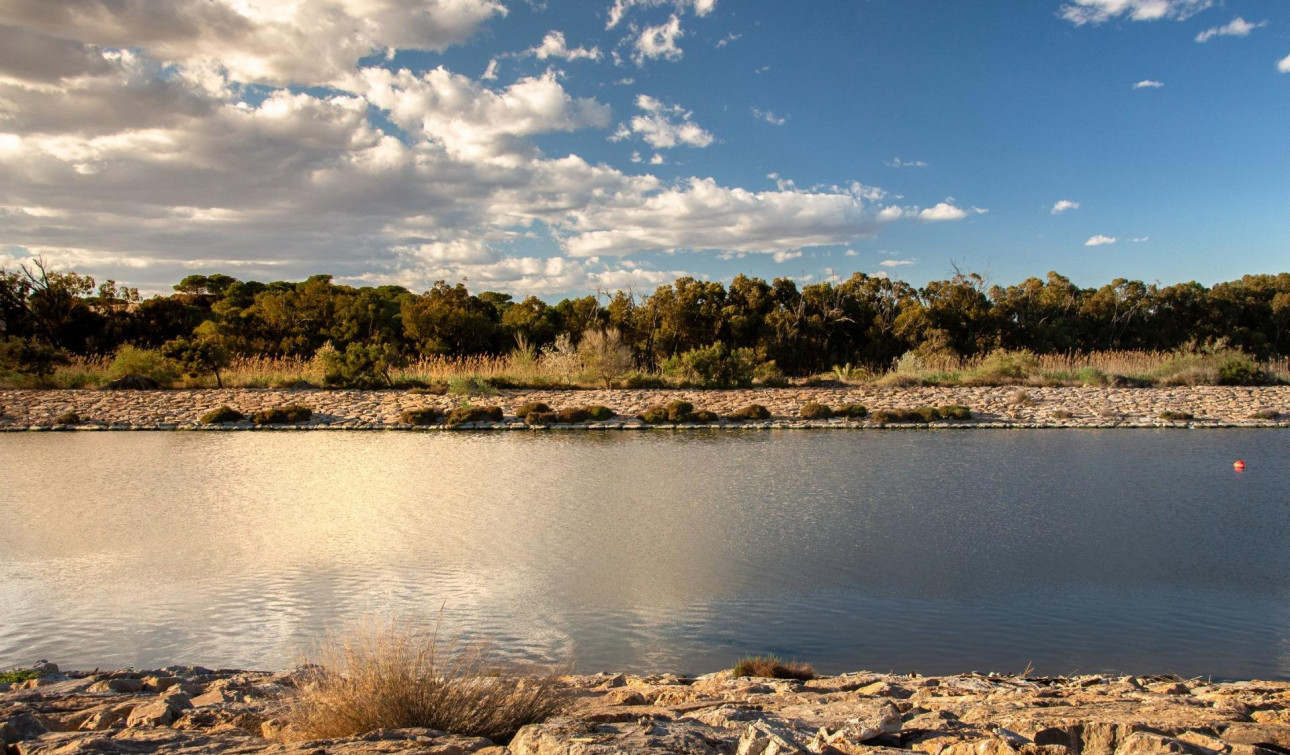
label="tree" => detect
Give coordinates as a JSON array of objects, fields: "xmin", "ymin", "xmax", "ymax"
[
  {"xmin": 322, "ymin": 341, "xmax": 408, "ymax": 389},
  {"xmin": 161, "ymin": 336, "xmax": 231, "ymax": 387},
  {"xmin": 578, "ymin": 327, "xmax": 634, "ymax": 388}
]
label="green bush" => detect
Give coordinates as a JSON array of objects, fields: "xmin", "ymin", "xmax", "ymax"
[
  {"xmin": 692, "ymin": 409, "xmax": 720, "ymax": 423},
  {"xmin": 445, "ymin": 405, "xmax": 503, "ymax": 428},
  {"xmin": 799, "ymin": 402, "xmax": 833, "ymax": 420},
  {"xmin": 162, "ymin": 337, "xmax": 231, "ymax": 388},
  {"xmin": 1076, "ymin": 367, "xmax": 1109, "ymax": 386},
  {"xmin": 966, "ymin": 349, "xmax": 1039, "ymax": 384},
  {"xmin": 1216, "ymin": 354, "xmax": 1265, "ymax": 385},
  {"xmin": 585, "ymin": 405, "xmax": 616, "ymax": 421},
  {"xmin": 400, "ymin": 407, "xmax": 442, "ymax": 426},
  {"xmin": 448, "ymin": 375, "xmax": 497, "ymax": 396},
  {"xmin": 201, "ymin": 405, "xmax": 244, "ymax": 424},
  {"xmin": 408, "ymin": 383, "xmax": 449, "ymax": 395},
  {"xmin": 322, "ymin": 342, "xmax": 408, "ymax": 389},
  {"xmin": 515, "ymin": 401, "xmax": 552, "ymax": 417},
  {"xmin": 662, "ymin": 343, "xmax": 757, "ymax": 388},
  {"xmin": 666, "ymin": 400, "xmax": 695, "ymax": 422},
  {"xmin": 727, "ymin": 404, "xmax": 771, "ymax": 421},
  {"xmin": 638, "ymin": 406, "xmax": 669, "ymax": 423},
  {"xmin": 251, "ymin": 405, "xmax": 313, "ymax": 425},
  {"xmin": 0, "ymin": 669, "xmax": 41, "ymax": 685},
  {"xmin": 1159, "ymin": 410, "xmax": 1194, "ymax": 421},
  {"xmin": 556, "ymin": 407, "xmax": 592, "ymax": 423},
  {"xmin": 624, "ymin": 373, "xmax": 668, "ymax": 389},
  {"xmin": 836, "ymin": 403, "xmax": 868, "ymax": 419},
  {"xmin": 938, "ymin": 404, "xmax": 972, "ymax": 420},
  {"xmin": 754, "ymin": 361, "xmax": 788, "ymax": 387},
  {"xmin": 871, "ymin": 407, "xmax": 946, "ymax": 423},
  {"xmin": 1, "ymin": 336, "xmax": 67, "ymax": 378},
  {"xmin": 55, "ymin": 410, "xmax": 82, "ymax": 425},
  {"xmin": 525, "ymin": 410, "xmax": 558, "ymax": 425},
  {"xmin": 108, "ymin": 345, "xmax": 179, "ymax": 385}
]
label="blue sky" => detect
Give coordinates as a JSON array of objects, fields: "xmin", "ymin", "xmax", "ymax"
[{"xmin": 0, "ymin": 0, "xmax": 1286, "ymax": 296}]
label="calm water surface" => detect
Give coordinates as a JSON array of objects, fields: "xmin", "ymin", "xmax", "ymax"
[{"xmin": 2, "ymin": 430, "xmax": 1288, "ymax": 678}]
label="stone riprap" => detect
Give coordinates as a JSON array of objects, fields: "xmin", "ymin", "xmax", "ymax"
[
  {"xmin": 4, "ymin": 665, "xmax": 1290, "ymax": 755},
  {"xmin": 0, "ymin": 386, "xmax": 1287, "ymax": 431}
]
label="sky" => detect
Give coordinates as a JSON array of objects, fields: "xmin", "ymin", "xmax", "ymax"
[{"xmin": 0, "ymin": 0, "xmax": 1287, "ymax": 298}]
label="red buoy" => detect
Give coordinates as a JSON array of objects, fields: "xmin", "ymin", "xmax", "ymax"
[{"xmin": 1234, "ymin": 460, "xmax": 1246, "ymax": 470}]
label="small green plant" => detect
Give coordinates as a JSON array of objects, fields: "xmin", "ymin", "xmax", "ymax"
[
  {"xmin": 54, "ymin": 410, "xmax": 82, "ymax": 425},
  {"xmin": 835, "ymin": 403, "xmax": 868, "ymax": 419},
  {"xmin": 1159, "ymin": 410, "xmax": 1194, "ymax": 421},
  {"xmin": 1076, "ymin": 367, "xmax": 1109, "ymax": 386},
  {"xmin": 871, "ymin": 407, "xmax": 946, "ymax": 423},
  {"xmin": 754, "ymin": 361, "xmax": 788, "ymax": 387},
  {"xmin": 448, "ymin": 375, "xmax": 498, "ymax": 397},
  {"xmin": 692, "ymin": 409, "xmax": 720, "ymax": 423},
  {"xmin": 514, "ymin": 401, "xmax": 552, "ymax": 417},
  {"xmin": 831, "ymin": 363, "xmax": 860, "ymax": 382},
  {"xmin": 108, "ymin": 345, "xmax": 179, "ymax": 385},
  {"xmin": 400, "ymin": 407, "xmax": 442, "ymax": 426},
  {"xmin": 0, "ymin": 669, "xmax": 41, "ymax": 685},
  {"xmin": 938, "ymin": 404, "xmax": 972, "ymax": 420},
  {"xmin": 799, "ymin": 402, "xmax": 833, "ymax": 420},
  {"xmin": 445, "ymin": 405, "xmax": 503, "ymax": 428},
  {"xmin": 727, "ymin": 404, "xmax": 771, "ymax": 421},
  {"xmin": 251, "ymin": 405, "xmax": 313, "ymax": 425},
  {"xmin": 585, "ymin": 405, "xmax": 616, "ymax": 421},
  {"xmin": 201, "ymin": 405, "xmax": 244, "ymax": 424},
  {"xmin": 732, "ymin": 655, "xmax": 816, "ymax": 681}
]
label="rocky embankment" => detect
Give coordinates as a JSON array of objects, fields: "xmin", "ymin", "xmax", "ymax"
[
  {"xmin": 0, "ymin": 386, "xmax": 1288, "ymax": 431},
  {"xmin": 4, "ymin": 664, "xmax": 1290, "ymax": 755}
]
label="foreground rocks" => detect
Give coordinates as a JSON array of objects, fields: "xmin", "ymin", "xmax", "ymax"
[
  {"xmin": 0, "ymin": 386, "xmax": 1287, "ymax": 431},
  {"xmin": 5, "ymin": 666, "xmax": 1290, "ymax": 755}
]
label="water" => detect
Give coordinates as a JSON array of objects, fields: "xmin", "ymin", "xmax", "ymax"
[{"xmin": 2, "ymin": 430, "xmax": 1288, "ymax": 679}]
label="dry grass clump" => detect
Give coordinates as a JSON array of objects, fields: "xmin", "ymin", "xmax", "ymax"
[
  {"xmin": 400, "ymin": 407, "xmax": 442, "ymax": 426},
  {"xmin": 251, "ymin": 405, "xmax": 312, "ymax": 425},
  {"xmin": 732, "ymin": 655, "xmax": 816, "ymax": 681},
  {"xmin": 1158, "ymin": 410, "xmax": 1194, "ymax": 421},
  {"xmin": 287, "ymin": 621, "xmax": 567, "ymax": 744},
  {"xmin": 445, "ymin": 405, "xmax": 503, "ymax": 428},
  {"xmin": 201, "ymin": 405, "xmax": 244, "ymax": 424},
  {"xmin": 1050, "ymin": 409, "xmax": 1074, "ymax": 420},
  {"xmin": 799, "ymin": 402, "xmax": 834, "ymax": 420},
  {"xmin": 1250, "ymin": 408, "xmax": 1281, "ymax": 420},
  {"xmin": 1006, "ymin": 389, "xmax": 1036, "ymax": 407}
]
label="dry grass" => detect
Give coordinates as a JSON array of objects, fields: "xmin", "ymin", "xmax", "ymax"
[
  {"xmin": 732, "ymin": 655, "xmax": 816, "ymax": 681},
  {"xmin": 286, "ymin": 620, "xmax": 568, "ymax": 744}
]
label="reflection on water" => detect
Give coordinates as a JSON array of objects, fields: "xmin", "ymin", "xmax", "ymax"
[{"xmin": 1, "ymin": 430, "xmax": 1288, "ymax": 678}]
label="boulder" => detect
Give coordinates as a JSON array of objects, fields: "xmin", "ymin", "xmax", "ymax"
[
  {"xmin": 1, "ymin": 710, "xmax": 49, "ymax": 744},
  {"xmin": 88, "ymin": 678, "xmax": 144, "ymax": 694},
  {"xmin": 737, "ymin": 720, "xmax": 810, "ymax": 755}
]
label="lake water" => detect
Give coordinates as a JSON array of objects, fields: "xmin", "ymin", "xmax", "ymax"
[{"xmin": 2, "ymin": 430, "xmax": 1288, "ymax": 679}]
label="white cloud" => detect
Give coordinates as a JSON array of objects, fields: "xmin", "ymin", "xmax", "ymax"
[
  {"xmin": 632, "ymin": 14, "xmax": 684, "ymax": 65},
  {"xmin": 1060, "ymin": 0, "xmax": 1213, "ymax": 26},
  {"xmin": 0, "ymin": 0, "xmax": 508, "ymax": 87},
  {"xmin": 751, "ymin": 107, "xmax": 787, "ymax": 126},
  {"xmin": 716, "ymin": 32, "xmax": 741, "ymax": 48},
  {"xmin": 1085, "ymin": 235, "xmax": 1117, "ymax": 246},
  {"xmin": 530, "ymin": 30, "xmax": 602, "ymax": 62},
  {"xmin": 915, "ymin": 202, "xmax": 984, "ymax": 222},
  {"xmin": 1133, "ymin": 79, "xmax": 1165, "ymax": 89},
  {"xmin": 844, "ymin": 249, "xmax": 859, "ymax": 257},
  {"xmin": 1279, "ymin": 54, "xmax": 1290, "ymax": 74},
  {"xmin": 1133, "ymin": 236, "xmax": 1149, "ymax": 242},
  {"xmin": 481, "ymin": 58, "xmax": 499, "ymax": 80},
  {"xmin": 772, "ymin": 250, "xmax": 802, "ymax": 263},
  {"xmin": 1195, "ymin": 17, "xmax": 1267, "ymax": 43},
  {"xmin": 1051, "ymin": 199, "xmax": 1081, "ymax": 214},
  {"xmin": 879, "ymin": 259, "xmax": 915, "ymax": 267},
  {"xmin": 611, "ymin": 94, "xmax": 713, "ymax": 149},
  {"xmin": 885, "ymin": 157, "xmax": 927, "ymax": 168},
  {"xmin": 606, "ymin": 0, "xmax": 715, "ymax": 29}
]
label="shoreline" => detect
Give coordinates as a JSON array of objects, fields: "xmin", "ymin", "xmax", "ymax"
[
  {"xmin": 4, "ymin": 665, "xmax": 1290, "ymax": 755},
  {"xmin": 0, "ymin": 386, "xmax": 1287, "ymax": 432}
]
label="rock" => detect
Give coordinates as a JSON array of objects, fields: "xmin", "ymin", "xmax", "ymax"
[
  {"xmin": 141, "ymin": 676, "xmax": 177, "ymax": 692},
  {"xmin": 737, "ymin": 720, "xmax": 810, "ymax": 755},
  {"xmin": 77, "ymin": 708, "xmax": 125, "ymax": 731},
  {"xmin": 598, "ymin": 674, "xmax": 628, "ymax": 689},
  {"xmin": 603, "ymin": 688, "xmax": 648, "ymax": 706},
  {"xmin": 31, "ymin": 662, "xmax": 59, "ymax": 676},
  {"xmin": 189, "ymin": 689, "xmax": 238, "ymax": 707},
  {"xmin": 1219, "ymin": 723, "xmax": 1290, "ymax": 751},
  {"xmin": 124, "ymin": 694, "xmax": 189, "ymax": 728},
  {"xmin": 88, "ymin": 678, "xmax": 144, "ymax": 694},
  {"xmin": 510, "ymin": 717, "xmax": 728, "ymax": 755},
  {"xmin": 1112, "ymin": 732, "xmax": 1214, "ymax": 755},
  {"xmin": 1, "ymin": 710, "xmax": 50, "ymax": 744}
]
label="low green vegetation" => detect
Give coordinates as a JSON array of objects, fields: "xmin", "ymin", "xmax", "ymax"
[
  {"xmin": 400, "ymin": 407, "xmax": 442, "ymax": 426},
  {"xmin": 54, "ymin": 410, "xmax": 82, "ymax": 424},
  {"xmin": 445, "ymin": 405, "xmax": 503, "ymax": 428},
  {"xmin": 251, "ymin": 405, "xmax": 313, "ymax": 425},
  {"xmin": 201, "ymin": 405, "xmax": 244, "ymax": 424},
  {"xmin": 726, "ymin": 404, "xmax": 771, "ymax": 421},
  {"xmin": 799, "ymin": 402, "xmax": 833, "ymax": 420},
  {"xmin": 732, "ymin": 655, "xmax": 816, "ymax": 681},
  {"xmin": 870, "ymin": 405, "xmax": 972, "ymax": 423},
  {"xmin": 836, "ymin": 403, "xmax": 869, "ymax": 419},
  {"xmin": 0, "ymin": 669, "xmax": 40, "ymax": 685},
  {"xmin": 515, "ymin": 401, "xmax": 552, "ymax": 417},
  {"xmin": 1159, "ymin": 410, "xmax": 1195, "ymax": 421},
  {"xmin": 637, "ymin": 400, "xmax": 719, "ymax": 424}
]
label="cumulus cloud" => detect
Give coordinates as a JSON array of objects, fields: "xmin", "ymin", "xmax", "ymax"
[
  {"xmin": 751, "ymin": 107, "xmax": 787, "ymax": 126},
  {"xmin": 915, "ymin": 202, "xmax": 985, "ymax": 222},
  {"xmin": 885, "ymin": 157, "xmax": 927, "ymax": 168},
  {"xmin": 632, "ymin": 15, "xmax": 684, "ymax": 65},
  {"xmin": 1052, "ymin": 199, "xmax": 1080, "ymax": 214},
  {"xmin": 1279, "ymin": 54, "xmax": 1290, "ymax": 73},
  {"xmin": 611, "ymin": 94, "xmax": 713, "ymax": 149},
  {"xmin": 1060, "ymin": 0, "xmax": 1213, "ymax": 26},
  {"xmin": 529, "ymin": 30, "xmax": 601, "ymax": 61},
  {"xmin": 606, "ymin": 0, "xmax": 715, "ymax": 29},
  {"xmin": 879, "ymin": 259, "xmax": 915, "ymax": 267},
  {"xmin": 1195, "ymin": 17, "xmax": 1267, "ymax": 43},
  {"xmin": 1133, "ymin": 79, "xmax": 1164, "ymax": 89},
  {"xmin": 0, "ymin": 0, "xmax": 508, "ymax": 87},
  {"xmin": 1085, "ymin": 235, "xmax": 1117, "ymax": 246}
]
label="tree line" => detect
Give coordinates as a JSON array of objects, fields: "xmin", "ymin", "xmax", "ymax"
[{"xmin": 2, "ymin": 260, "xmax": 1288, "ymax": 378}]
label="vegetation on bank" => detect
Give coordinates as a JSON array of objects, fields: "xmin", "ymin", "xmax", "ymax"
[
  {"xmin": 3, "ymin": 263, "xmax": 1289, "ymax": 390},
  {"xmin": 732, "ymin": 656, "xmax": 816, "ymax": 681},
  {"xmin": 286, "ymin": 621, "xmax": 566, "ymax": 743},
  {"xmin": 0, "ymin": 669, "xmax": 40, "ymax": 685}
]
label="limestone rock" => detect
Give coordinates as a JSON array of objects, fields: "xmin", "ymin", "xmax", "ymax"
[
  {"xmin": 737, "ymin": 719, "xmax": 810, "ymax": 755},
  {"xmin": 88, "ymin": 678, "xmax": 144, "ymax": 694}
]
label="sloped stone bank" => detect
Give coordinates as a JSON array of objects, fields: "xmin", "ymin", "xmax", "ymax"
[{"xmin": 0, "ymin": 386, "xmax": 1287, "ymax": 431}]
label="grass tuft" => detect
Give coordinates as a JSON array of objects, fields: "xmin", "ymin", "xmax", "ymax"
[
  {"xmin": 251, "ymin": 405, "xmax": 313, "ymax": 425},
  {"xmin": 732, "ymin": 655, "xmax": 816, "ymax": 681},
  {"xmin": 799, "ymin": 402, "xmax": 833, "ymax": 420},
  {"xmin": 201, "ymin": 405, "xmax": 244, "ymax": 424},
  {"xmin": 400, "ymin": 407, "xmax": 442, "ymax": 426}
]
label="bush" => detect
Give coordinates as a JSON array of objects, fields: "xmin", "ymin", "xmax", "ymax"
[
  {"xmin": 1251, "ymin": 408, "xmax": 1281, "ymax": 420},
  {"xmin": 555, "ymin": 407, "xmax": 592, "ymax": 423},
  {"xmin": 666, "ymin": 400, "xmax": 695, "ymax": 422},
  {"xmin": 515, "ymin": 402, "xmax": 552, "ymax": 417},
  {"xmin": 638, "ymin": 406, "xmax": 669, "ymax": 423},
  {"xmin": 448, "ymin": 375, "xmax": 497, "ymax": 397},
  {"xmin": 1159, "ymin": 410, "xmax": 1194, "ymax": 421},
  {"xmin": 1216, "ymin": 354, "xmax": 1265, "ymax": 385},
  {"xmin": 1076, "ymin": 367, "xmax": 1109, "ymax": 387},
  {"xmin": 201, "ymin": 405, "xmax": 244, "ymax": 424},
  {"xmin": 662, "ymin": 343, "xmax": 757, "ymax": 388},
  {"xmin": 408, "ymin": 383, "xmax": 450, "ymax": 396},
  {"xmin": 54, "ymin": 410, "xmax": 82, "ymax": 425},
  {"xmin": 525, "ymin": 410, "xmax": 558, "ymax": 426},
  {"xmin": 966, "ymin": 350, "xmax": 1039, "ymax": 384},
  {"xmin": 624, "ymin": 373, "xmax": 668, "ymax": 389},
  {"xmin": 1050, "ymin": 409, "xmax": 1074, "ymax": 419},
  {"xmin": 251, "ymin": 405, "xmax": 313, "ymax": 425},
  {"xmin": 287, "ymin": 620, "xmax": 568, "ymax": 743},
  {"xmin": 585, "ymin": 405, "xmax": 616, "ymax": 421},
  {"xmin": 162, "ymin": 337, "xmax": 231, "ymax": 388},
  {"xmin": 323, "ymin": 342, "xmax": 408, "ymax": 389},
  {"xmin": 799, "ymin": 402, "xmax": 833, "ymax": 420},
  {"xmin": 727, "ymin": 404, "xmax": 771, "ymax": 421},
  {"xmin": 938, "ymin": 404, "xmax": 972, "ymax": 420},
  {"xmin": 0, "ymin": 336, "xmax": 67, "ymax": 378},
  {"xmin": 445, "ymin": 405, "xmax": 503, "ymax": 428},
  {"xmin": 108, "ymin": 345, "xmax": 179, "ymax": 385},
  {"xmin": 836, "ymin": 403, "xmax": 868, "ymax": 419},
  {"xmin": 1006, "ymin": 389, "xmax": 1036, "ymax": 407},
  {"xmin": 578, "ymin": 327, "xmax": 635, "ymax": 388},
  {"xmin": 754, "ymin": 361, "xmax": 788, "ymax": 387},
  {"xmin": 871, "ymin": 407, "xmax": 946, "ymax": 423},
  {"xmin": 692, "ymin": 409, "xmax": 720, "ymax": 423},
  {"xmin": 0, "ymin": 669, "xmax": 40, "ymax": 685},
  {"xmin": 400, "ymin": 407, "xmax": 442, "ymax": 426},
  {"xmin": 732, "ymin": 655, "xmax": 816, "ymax": 681}
]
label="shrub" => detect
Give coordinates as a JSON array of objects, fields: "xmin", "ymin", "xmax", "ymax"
[
  {"xmin": 555, "ymin": 407, "xmax": 592, "ymax": 423},
  {"xmin": 578, "ymin": 327, "xmax": 635, "ymax": 388},
  {"xmin": 638, "ymin": 406, "xmax": 669, "ymax": 424},
  {"xmin": 754, "ymin": 361, "xmax": 788, "ymax": 388},
  {"xmin": 1050, "ymin": 409, "xmax": 1074, "ymax": 420},
  {"xmin": 201, "ymin": 405, "xmax": 244, "ymax": 424},
  {"xmin": 938, "ymin": 404, "xmax": 972, "ymax": 421},
  {"xmin": 54, "ymin": 410, "xmax": 82, "ymax": 425},
  {"xmin": 666, "ymin": 400, "xmax": 695, "ymax": 422},
  {"xmin": 585, "ymin": 405, "xmax": 616, "ymax": 421},
  {"xmin": 162, "ymin": 337, "xmax": 231, "ymax": 388},
  {"xmin": 967, "ymin": 350, "xmax": 1039, "ymax": 384},
  {"xmin": 623, "ymin": 372, "xmax": 668, "ymax": 389},
  {"xmin": 799, "ymin": 402, "xmax": 833, "ymax": 420},
  {"xmin": 286, "ymin": 620, "xmax": 568, "ymax": 743},
  {"xmin": 323, "ymin": 342, "xmax": 408, "ymax": 389},
  {"xmin": 727, "ymin": 404, "xmax": 771, "ymax": 421},
  {"xmin": 1159, "ymin": 410, "xmax": 1194, "ymax": 421},
  {"xmin": 662, "ymin": 343, "xmax": 757, "ymax": 388},
  {"xmin": 515, "ymin": 401, "xmax": 552, "ymax": 417},
  {"xmin": 400, "ymin": 407, "xmax": 442, "ymax": 426},
  {"xmin": 1216, "ymin": 354, "xmax": 1265, "ymax": 386},
  {"xmin": 1006, "ymin": 389, "xmax": 1035, "ymax": 407},
  {"xmin": 692, "ymin": 409, "xmax": 720, "ymax": 423},
  {"xmin": 871, "ymin": 407, "xmax": 943, "ymax": 423},
  {"xmin": 251, "ymin": 405, "xmax": 313, "ymax": 425},
  {"xmin": 1251, "ymin": 408, "xmax": 1281, "ymax": 420},
  {"xmin": 0, "ymin": 336, "xmax": 67, "ymax": 378},
  {"xmin": 732, "ymin": 656, "xmax": 816, "ymax": 681},
  {"xmin": 445, "ymin": 405, "xmax": 503, "ymax": 428},
  {"xmin": 108, "ymin": 345, "xmax": 179, "ymax": 385},
  {"xmin": 448, "ymin": 375, "xmax": 497, "ymax": 397},
  {"xmin": 0, "ymin": 669, "xmax": 40, "ymax": 685},
  {"xmin": 409, "ymin": 384, "xmax": 450, "ymax": 396},
  {"xmin": 525, "ymin": 411, "xmax": 558, "ymax": 426},
  {"xmin": 1076, "ymin": 367, "xmax": 1109, "ymax": 387},
  {"xmin": 836, "ymin": 403, "xmax": 868, "ymax": 419}
]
